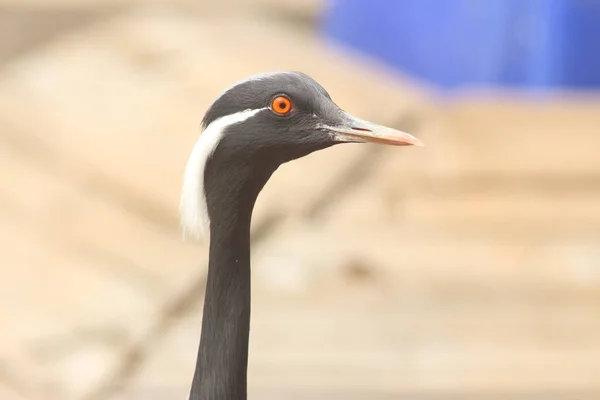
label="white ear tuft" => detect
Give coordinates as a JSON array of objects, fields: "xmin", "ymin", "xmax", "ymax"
[{"xmin": 179, "ymin": 108, "xmax": 265, "ymax": 239}]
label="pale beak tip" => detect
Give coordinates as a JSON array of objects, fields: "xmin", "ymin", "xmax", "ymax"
[{"xmin": 399, "ymin": 131, "xmax": 424, "ymax": 147}]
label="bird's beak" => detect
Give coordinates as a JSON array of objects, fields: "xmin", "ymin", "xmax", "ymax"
[{"xmin": 322, "ymin": 112, "xmax": 424, "ymax": 147}]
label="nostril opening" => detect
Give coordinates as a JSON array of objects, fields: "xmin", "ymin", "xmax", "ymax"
[{"xmin": 351, "ymin": 127, "xmax": 371, "ymax": 132}]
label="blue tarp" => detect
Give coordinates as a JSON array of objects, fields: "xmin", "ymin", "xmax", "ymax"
[{"xmin": 322, "ymin": 0, "xmax": 600, "ymax": 91}]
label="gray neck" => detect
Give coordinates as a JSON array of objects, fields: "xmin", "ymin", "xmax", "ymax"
[
  {"xmin": 188, "ymin": 154, "xmax": 276, "ymax": 400},
  {"xmin": 189, "ymin": 209, "xmax": 252, "ymax": 400}
]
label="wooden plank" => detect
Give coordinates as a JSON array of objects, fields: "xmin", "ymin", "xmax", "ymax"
[
  {"xmin": 330, "ymin": 143, "xmax": 600, "ymax": 240},
  {"xmin": 252, "ymin": 220, "xmax": 600, "ymax": 293},
  {"xmin": 385, "ymin": 99, "xmax": 600, "ymax": 179},
  {"xmin": 123, "ymin": 288, "xmax": 600, "ymax": 395},
  {"xmin": 0, "ymin": 386, "xmax": 28, "ymax": 400},
  {"xmin": 396, "ymin": 192, "xmax": 600, "ymax": 231},
  {"xmin": 0, "ymin": 137, "xmax": 205, "ymax": 292},
  {"xmin": 247, "ymin": 303, "xmax": 600, "ymax": 392},
  {"xmin": 115, "ymin": 387, "xmax": 600, "ymax": 400},
  {"xmin": 0, "ymin": 134, "xmax": 209, "ymax": 397},
  {"xmin": 0, "ymin": 0, "xmax": 323, "ymax": 15},
  {"xmin": 0, "ymin": 206, "xmax": 177, "ymax": 400}
]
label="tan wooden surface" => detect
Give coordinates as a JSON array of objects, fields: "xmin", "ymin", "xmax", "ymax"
[{"xmin": 0, "ymin": 2, "xmax": 599, "ymax": 400}]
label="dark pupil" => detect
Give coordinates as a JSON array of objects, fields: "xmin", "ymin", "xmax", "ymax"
[{"xmin": 278, "ymin": 101, "xmax": 286, "ymax": 109}]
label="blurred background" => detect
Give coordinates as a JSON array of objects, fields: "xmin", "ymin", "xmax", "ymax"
[{"xmin": 1, "ymin": 0, "xmax": 599, "ymax": 399}]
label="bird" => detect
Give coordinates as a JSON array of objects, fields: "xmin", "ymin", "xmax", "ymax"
[{"xmin": 180, "ymin": 71, "xmax": 423, "ymax": 400}]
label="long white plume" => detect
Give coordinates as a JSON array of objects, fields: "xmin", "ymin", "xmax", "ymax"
[{"xmin": 179, "ymin": 108, "xmax": 264, "ymax": 239}]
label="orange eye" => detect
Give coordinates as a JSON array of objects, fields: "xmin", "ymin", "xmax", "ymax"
[{"xmin": 271, "ymin": 96, "xmax": 293, "ymax": 115}]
